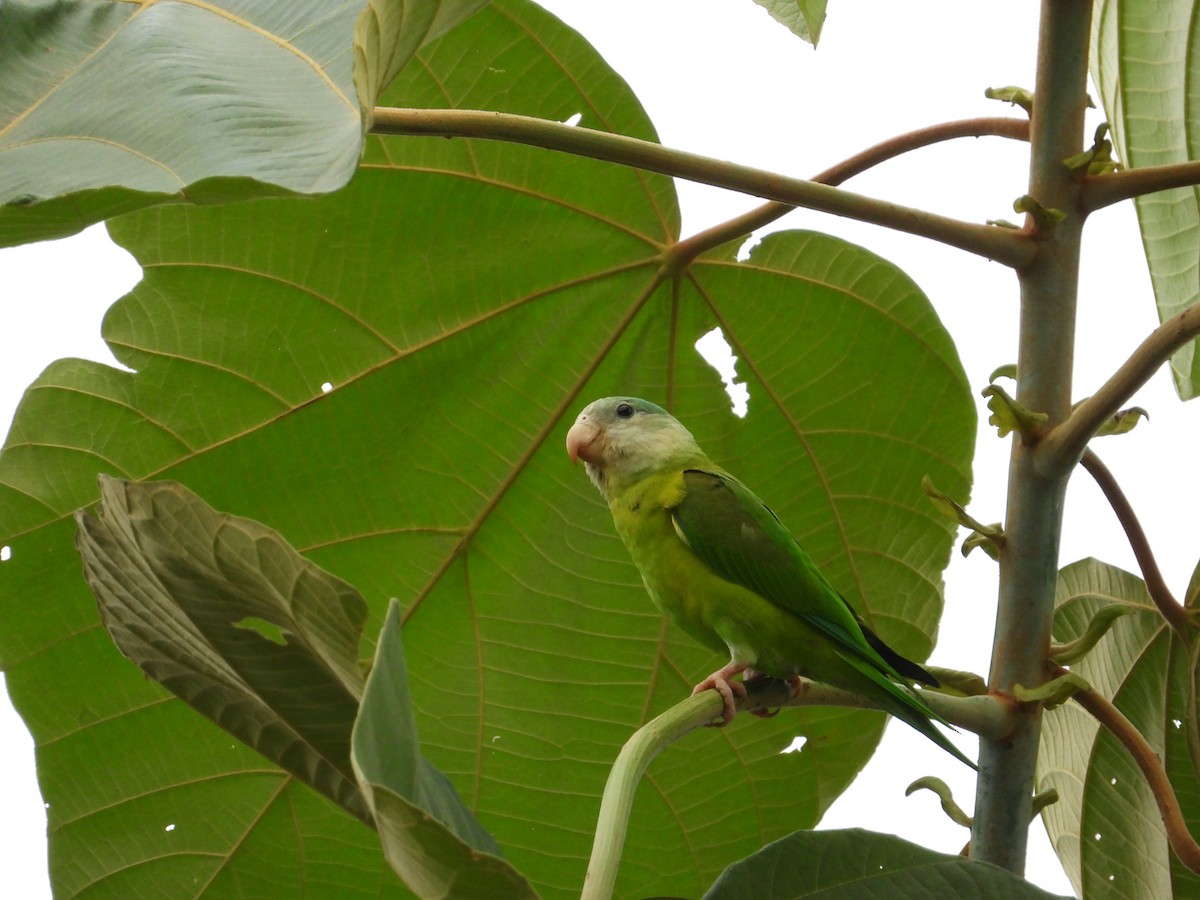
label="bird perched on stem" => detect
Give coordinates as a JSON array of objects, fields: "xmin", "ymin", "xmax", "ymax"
[{"xmin": 566, "ymin": 396, "xmax": 974, "ymax": 768}]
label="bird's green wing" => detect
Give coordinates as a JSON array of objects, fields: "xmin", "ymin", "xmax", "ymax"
[
  {"xmin": 672, "ymin": 469, "xmax": 974, "ymax": 768},
  {"xmin": 670, "ymin": 468, "xmax": 915, "ymax": 681}
]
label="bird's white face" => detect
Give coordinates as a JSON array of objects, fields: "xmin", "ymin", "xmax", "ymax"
[{"xmin": 566, "ymin": 397, "xmax": 698, "ymax": 498}]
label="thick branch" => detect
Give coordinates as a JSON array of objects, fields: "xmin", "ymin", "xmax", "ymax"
[
  {"xmin": 972, "ymin": 0, "xmax": 1093, "ymax": 875},
  {"xmin": 1079, "ymin": 450, "xmax": 1192, "ymax": 635},
  {"xmin": 672, "ymin": 116, "xmax": 1030, "ymax": 264},
  {"xmin": 370, "ymin": 107, "xmax": 1035, "ymax": 268},
  {"xmin": 1053, "ymin": 663, "xmax": 1200, "ymax": 875},
  {"xmin": 1083, "ymin": 160, "xmax": 1200, "ymax": 212},
  {"xmin": 1037, "ymin": 303, "xmax": 1200, "ymax": 476}
]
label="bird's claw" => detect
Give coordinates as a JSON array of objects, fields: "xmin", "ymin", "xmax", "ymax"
[{"xmin": 692, "ymin": 665, "xmax": 748, "ymax": 726}]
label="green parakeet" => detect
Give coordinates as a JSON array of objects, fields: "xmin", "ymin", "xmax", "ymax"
[{"xmin": 566, "ymin": 396, "xmax": 974, "ymax": 769}]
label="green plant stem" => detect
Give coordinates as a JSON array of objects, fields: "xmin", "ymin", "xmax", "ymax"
[
  {"xmin": 1051, "ymin": 663, "xmax": 1200, "ymax": 875},
  {"xmin": 1082, "ymin": 160, "xmax": 1200, "ymax": 212},
  {"xmin": 1078, "ymin": 449, "xmax": 1192, "ymax": 636},
  {"xmin": 583, "ymin": 678, "xmax": 1012, "ymax": 898},
  {"xmin": 971, "ymin": 0, "xmax": 1093, "ymax": 876},
  {"xmin": 370, "ymin": 107, "xmax": 1035, "ymax": 268},
  {"xmin": 581, "ymin": 690, "xmax": 726, "ymax": 900},
  {"xmin": 671, "ymin": 116, "xmax": 1030, "ymax": 265},
  {"xmin": 1037, "ymin": 302, "xmax": 1200, "ymax": 476}
]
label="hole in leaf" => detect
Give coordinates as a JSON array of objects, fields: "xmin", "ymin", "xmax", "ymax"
[
  {"xmin": 780, "ymin": 736, "xmax": 807, "ymax": 754},
  {"xmin": 0, "ymin": 545, "xmax": 10, "ymax": 562},
  {"xmin": 165, "ymin": 823, "xmax": 176, "ymax": 832},
  {"xmin": 1174, "ymin": 718, "xmax": 1183, "ymax": 729},
  {"xmin": 320, "ymin": 381, "xmax": 333, "ymax": 394},
  {"xmin": 234, "ymin": 617, "xmax": 288, "ymax": 646},
  {"xmin": 695, "ymin": 327, "xmax": 749, "ymax": 417},
  {"xmin": 562, "ymin": 112, "xmax": 582, "ymax": 127},
  {"xmin": 736, "ymin": 234, "xmax": 760, "ymax": 261}
]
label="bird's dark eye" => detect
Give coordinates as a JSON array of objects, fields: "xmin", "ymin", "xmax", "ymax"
[{"xmin": 616, "ymin": 402, "xmax": 635, "ymax": 419}]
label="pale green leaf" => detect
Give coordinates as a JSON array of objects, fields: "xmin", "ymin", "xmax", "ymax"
[
  {"xmin": 1091, "ymin": 0, "xmax": 1200, "ymax": 399},
  {"xmin": 702, "ymin": 829, "xmax": 1072, "ymax": 899},
  {"xmin": 0, "ymin": 0, "xmax": 487, "ymax": 248},
  {"xmin": 1038, "ymin": 558, "xmax": 1200, "ymax": 897},
  {"xmin": 353, "ymin": 601, "xmax": 539, "ymax": 898},
  {"xmin": 749, "ymin": 0, "xmax": 827, "ymax": 46}
]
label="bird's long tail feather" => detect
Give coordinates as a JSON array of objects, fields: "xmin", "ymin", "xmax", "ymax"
[{"xmin": 839, "ymin": 652, "xmax": 977, "ymax": 770}]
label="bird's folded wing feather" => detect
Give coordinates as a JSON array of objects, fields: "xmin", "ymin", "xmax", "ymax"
[{"xmin": 669, "ymin": 468, "xmax": 899, "ymax": 676}]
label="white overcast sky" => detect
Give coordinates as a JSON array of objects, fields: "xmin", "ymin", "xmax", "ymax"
[{"xmin": 5, "ymin": 2, "xmax": 1194, "ymax": 896}]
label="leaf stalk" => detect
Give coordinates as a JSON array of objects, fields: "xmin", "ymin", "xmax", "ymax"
[
  {"xmin": 671, "ymin": 116, "xmax": 1030, "ymax": 265},
  {"xmin": 1078, "ymin": 449, "xmax": 1192, "ymax": 637},
  {"xmin": 370, "ymin": 108, "xmax": 1035, "ymax": 268},
  {"xmin": 1036, "ymin": 303, "xmax": 1200, "ymax": 476},
  {"xmin": 1082, "ymin": 160, "xmax": 1200, "ymax": 212}
]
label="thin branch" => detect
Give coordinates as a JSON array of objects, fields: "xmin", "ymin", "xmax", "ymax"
[
  {"xmin": 776, "ymin": 676, "xmax": 1016, "ymax": 740},
  {"xmin": 814, "ymin": 116, "xmax": 1031, "ymax": 186},
  {"xmin": 1051, "ymin": 663, "xmax": 1200, "ymax": 876},
  {"xmin": 672, "ymin": 116, "xmax": 1031, "ymax": 264},
  {"xmin": 1082, "ymin": 160, "xmax": 1200, "ymax": 212},
  {"xmin": 1037, "ymin": 302, "xmax": 1200, "ymax": 477},
  {"xmin": 1079, "ymin": 449, "xmax": 1192, "ymax": 635},
  {"xmin": 370, "ymin": 107, "xmax": 1036, "ymax": 269}
]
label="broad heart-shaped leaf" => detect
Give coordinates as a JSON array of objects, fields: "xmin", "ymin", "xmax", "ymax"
[
  {"xmin": 0, "ymin": 0, "xmax": 488, "ymax": 249},
  {"xmin": 353, "ymin": 600, "xmax": 538, "ymax": 898},
  {"xmin": 75, "ymin": 476, "xmax": 372, "ymax": 824},
  {"xmin": 1091, "ymin": 0, "xmax": 1200, "ymax": 400},
  {"xmin": 702, "ymin": 828, "xmax": 1073, "ymax": 899},
  {"xmin": 1037, "ymin": 558, "xmax": 1200, "ymax": 898},
  {"xmin": 0, "ymin": 1, "xmax": 974, "ymax": 897}
]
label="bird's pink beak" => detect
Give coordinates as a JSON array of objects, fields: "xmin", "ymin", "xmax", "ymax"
[{"xmin": 566, "ymin": 420, "xmax": 603, "ymax": 464}]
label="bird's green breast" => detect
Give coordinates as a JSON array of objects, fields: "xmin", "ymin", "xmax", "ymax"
[
  {"xmin": 608, "ymin": 470, "xmax": 787, "ymax": 668},
  {"xmin": 607, "ymin": 469, "xmax": 855, "ymax": 679},
  {"xmin": 608, "ymin": 470, "xmax": 729, "ymax": 656}
]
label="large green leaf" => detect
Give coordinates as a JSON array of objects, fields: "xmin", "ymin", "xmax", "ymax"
[
  {"xmin": 1090, "ymin": 0, "xmax": 1200, "ymax": 399},
  {"xmin": 0, "ymin": 1, "xmax": 974, "ymax": 896},
  {"xmin": 0, "ymin": 0, "xmax": 487, "ymax": 249},
  {"xmin": 703, "ymin": 829, "xmax": 1072, "ymax": 899},
  {"xmin": 1038, "ymin": 558, "xmax": 1200, "ymax": 898}
]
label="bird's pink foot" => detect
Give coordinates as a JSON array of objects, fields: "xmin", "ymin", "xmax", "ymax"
[{"xmin": 692, "ymin": 662, "xmax": 748, "ymax": 726}]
